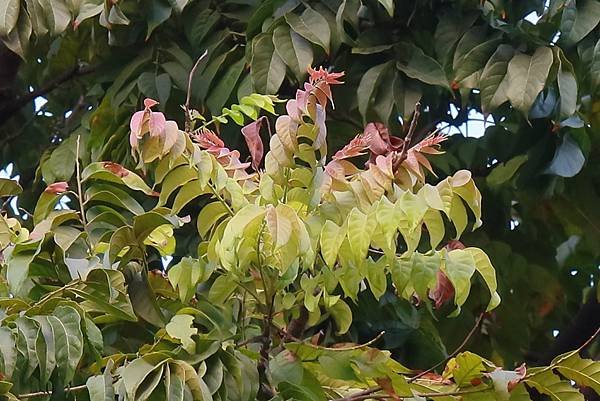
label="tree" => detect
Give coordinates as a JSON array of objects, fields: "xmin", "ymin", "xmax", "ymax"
[{"xmin": 0, "ymin": 0, "xmax": 599, "ymax": 399}]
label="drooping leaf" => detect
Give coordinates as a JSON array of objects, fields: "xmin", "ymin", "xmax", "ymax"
[
  {"xmin": 479, "ymin": 45, "xmax": 514, "ymax": 113},
  {"xmin": 285, "ymin": 7, "xmax": 331, "ymax": 53},
  {"xmin": 505, "ymin": 47, "xmax": 553, "ymax": 115},
  {"xmin": 545, "ymin": 134, "xmax": 585, "ymax": 178},
  {"xmin": 273, "ymin": 24, "xmax": 313, "ymax": 83},
  {"xmin": 166, "ymin": 314, "xmax": 198, "ymax": 353},
  {"xmin": 251, "ymin": 33, "xmax": 286, "ymax": 94},
  {"xmin": 396, "ymin": 42, "xmax": 450, "ymax": 89}
]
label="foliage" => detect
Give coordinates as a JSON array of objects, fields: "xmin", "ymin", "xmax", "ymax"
[
  {"xmin": 0, "ymin": 64, "xmax": 596, "ymax": 401},
  {"xmin": 0, "ymin": 0, "xmax": 600, "ymax": 399}
]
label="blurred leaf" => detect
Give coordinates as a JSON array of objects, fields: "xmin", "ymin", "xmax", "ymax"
[{"xmin": 545, "ymin": 134, "xmax": 585, "ymax": 177}]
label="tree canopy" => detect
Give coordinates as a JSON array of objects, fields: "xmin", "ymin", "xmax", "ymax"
[{"xmin": 0, "ymin": 0, "xmax": 599, "ymax": 400}]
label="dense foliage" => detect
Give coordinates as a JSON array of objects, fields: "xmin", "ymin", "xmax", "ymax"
[
  {"xmin": 0, "ymin": 64, "xmax": 596, "ymax": 401},
  {"xmin": 0, "ymin": 0, "xmax": 599, "ymax": 400}
]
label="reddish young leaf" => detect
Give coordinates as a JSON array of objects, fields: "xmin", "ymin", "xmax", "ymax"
[
  {"xmin": 429, "ymin": 270, "xmax": 455, "ymax": 309},
  {"xmin": 241, "ymin": 117, "xmax": 266, "ymax": 170},
  {"xmin": 102, "ymin": 162, "xmax": 129, "ymax": 177},
  {"xmin": 45, "ymin": 182, "xmax": 69, "ymax": 194}
]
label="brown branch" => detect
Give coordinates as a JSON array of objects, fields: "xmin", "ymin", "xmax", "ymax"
[
  {"xmin": 0, "ymin": 63, "xmax": 95, "ymax": 125},
  {"xmin": 393, "ymin": 102, "xmax": 421, "ymax": 170}
]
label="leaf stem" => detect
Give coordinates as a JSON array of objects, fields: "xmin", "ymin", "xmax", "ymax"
[{"xmin": 185, "ymin": 50, "xmax": 208, "ymax": 132}]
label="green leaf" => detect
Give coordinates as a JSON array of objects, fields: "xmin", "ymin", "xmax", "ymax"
[
  {"xmin": 138, "ymin": 71, "xmax": 160, "ymax": 101},
  {"xmin": 327, "ymin": 298, "xmax": 352, "ymax": 335},
  {"xmin": 207, "ymin": 58, "xmax": 245, "ymax": 115},
  {"xmin": 197, "ymin": 201, "xmax": 229, "ymax": 239},
  {"xmin": 273, "ymin": 24, "xmax": 313, "ymax": 83},
  {"xmin": 285, "ymin": 7, "xmax": 331, "ymax": 53},
  {"xmin": 156, "ymin": 72, "xmax": 172, "ymax": 106},
  {"xmin": 32, "ymin": 316, "xmax": 57, "ymax": 383},
  {"xmin": 556, "ymin": 50, "xmax": 577, "ymax": 118},
  {"xmin": 453, "ymin": 33, "xmax": 501, "ymax": 83},
  {"xmin": 561, "ymin": 0, "xmax": 600, "ymax": 47},
  {"xmin": 124, "ymin": 263, "xmax": 165, "ymax": 327},
  {"xmin": 166, "ymin": 314, "xmax": 198, "ymax": 353},
  {"xmin": 71, "ymin": 269, "xmax": 137, "ymax": 323},
  {"xmin": 0, "ymin": 327, "xmax": 17, "ymax": 379},
  {"xmin": 2, "ymin": 5, "xmax": 31, "ymax": 58},
  {"xmin": 357, "ymin": 62, "xmax": 392, "ymax": 122},
  {"xmin": 0, "ymin": 178, "xmax": 22, "ymax": 197},
  {"xmin": 347, "ymin": 208, "xmax": 377, "ymax": 261},
  {"xmin": 319, "ymin": 220, "xmax": 346, "ymax": 267},
  {"xmin": 159, "ymin": 165, "xmax": 198, "ymax": 206},
  {"xmin": 365, "ymin": 257, "xmax": 387, "ymax": 300},
  {"xmin": 0, "ymin": 0, "xmax": 19, "ymax": 37},
  {"xmin": 122, "ymin": 353, "xmax": 169, "ymax": 400},
  {"xmin": 555, "ymin": 353, "xmax": 600, "ymax": 394},
  {"xmin": 15, "ymin": 317, "xmax": 39, "ymax": 379},
  {"xmin": 479, "ymin": 45, "xmax": 514, "ymax": 113},
  {"xmin": 172, "ymin": 180, "xmax": 206, "ymax": 215},
  {"xmin": 396, "ymin": 42, "xmax": 450, "ymax": 89},
  {"xmin": 486, "ymin": 155, "xmax": 528, "ymax": 188},
  {"xmin": 251, "ymin": 33, "xmax": 286, "ymax": 94},
  {"xmin": 168, "ymin": 257, "xmax": 205, "ymax": 304},
  {"xmin": 86, "ymin": 359, "xmax": 115, "ymax": 401},
  {"xmin": 208, "ymin": 274, "xmax": 236, "ymax": 304},
  {"xmin": 40, "ymin": 0, "xmax": 70, "ymax": 35},
  {"xmin": 82, "ymin": 162, "xmax": 155, "ymax": 196},
  {"xmin": 525, "ymin": 370, "xmax": 584, "ymax": 401},
  {"xmin": 505, "ymin": 47, "xmax": 553, "ymax": 115},
  {"xmin": 450, "ymin": 352, "xmax": 485, "ymax": 387},
  {"xmin": 49, "ymin": 305, "xmax": 85, "ymax": 383},
  {"xmin": 410, "ymin": 252, "xmax": 440, "ymax": 301},
  {"xmin": 444, "ymin": 249, "xmax": 476, "ymax": 311},
  {"xmin": 146, "ymin": 0, "xmax": 171, "ymax": 39},
  {"xmin": 545, "ymin": 134, "xmax": 585, "ymax": 178}
]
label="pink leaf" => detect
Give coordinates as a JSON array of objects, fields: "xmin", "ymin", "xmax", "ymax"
[{"xmin": 241, "ymin": 117, "xmax": 266, "ymax": 170}]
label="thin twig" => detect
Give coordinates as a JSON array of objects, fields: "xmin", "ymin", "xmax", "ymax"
[
  {"xmin": 185, "ymin": 50, "xmax": 208, "ymax": 132},
  {"xmin": 408, "ymin": 312, "xmax": 484, "ymax": 382},
  {"xmin": 331, "ymin": 386, "xmax": 489, "ymax": 401},
  {"xmin": 402, "ymin": 102, "xmax": 421, "ymax": 154},
  {"xmin": 18, "ymin": 383, "xmax": 87, "ymax": 399},
  {"xmin": 75, "ymin": 135, "xmax": 87, "ymax": 226},
  {"xmin": 277, "ymin": 325, "xmax": 385, "ymax": 352}
]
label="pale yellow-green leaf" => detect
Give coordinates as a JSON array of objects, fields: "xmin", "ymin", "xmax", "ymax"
[
  {"xmin": 347, "ymin": 207, "xmax": 377, "ymax": 261},
  {"xmin": 555, "ymin": 353, "xmax": 600, "ymax": 394},
  {"xmin": 423, "ymin": 209, "xmax": 445, "ymax": 249},
  {"xmin": 449, "ymin": 195, "xmax": 468, "ymax": 239},
  {"xmin": 319, "ymin": 220, "xmax": 346, "ymax": 267},
  {"xmin": 166, "ymin": 314, "xmax": 198, "ymax": 353},
  {"xmin": 327, "ymin": 299, "xmax": 352, "ymax": 335},
  {"xmin": 464, "ymin": 247, "xmax": 501, "ymax": 311},
  {"xmin": 444, "ymin": 249, "xmax": 476, "ymax": 311}
]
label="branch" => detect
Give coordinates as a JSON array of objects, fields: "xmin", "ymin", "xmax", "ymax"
[
  {"xmin": 0, "ymin": 63, "xmax": 95, "ymax": 125},
  {"xmin": 393, "ymin": 102, "xmax": 421, "ymax": 169},
  {"xmin": 408, "ymin": 312, "xmax": 484, "ymax": 382},
  {"xmin": 184, "ymin": 50, "xmax": 208, "ymax": 132},
  {"xmin": 334, "ymin": 313, "xmax": 484, "ymax": 401},
  {"xmin": 18, "ymin": 384, "xmax": 87, "ymax": 399},
  {"xmin": 329, "ymin": 385, "xmax": 489, "ymax": 401}
]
